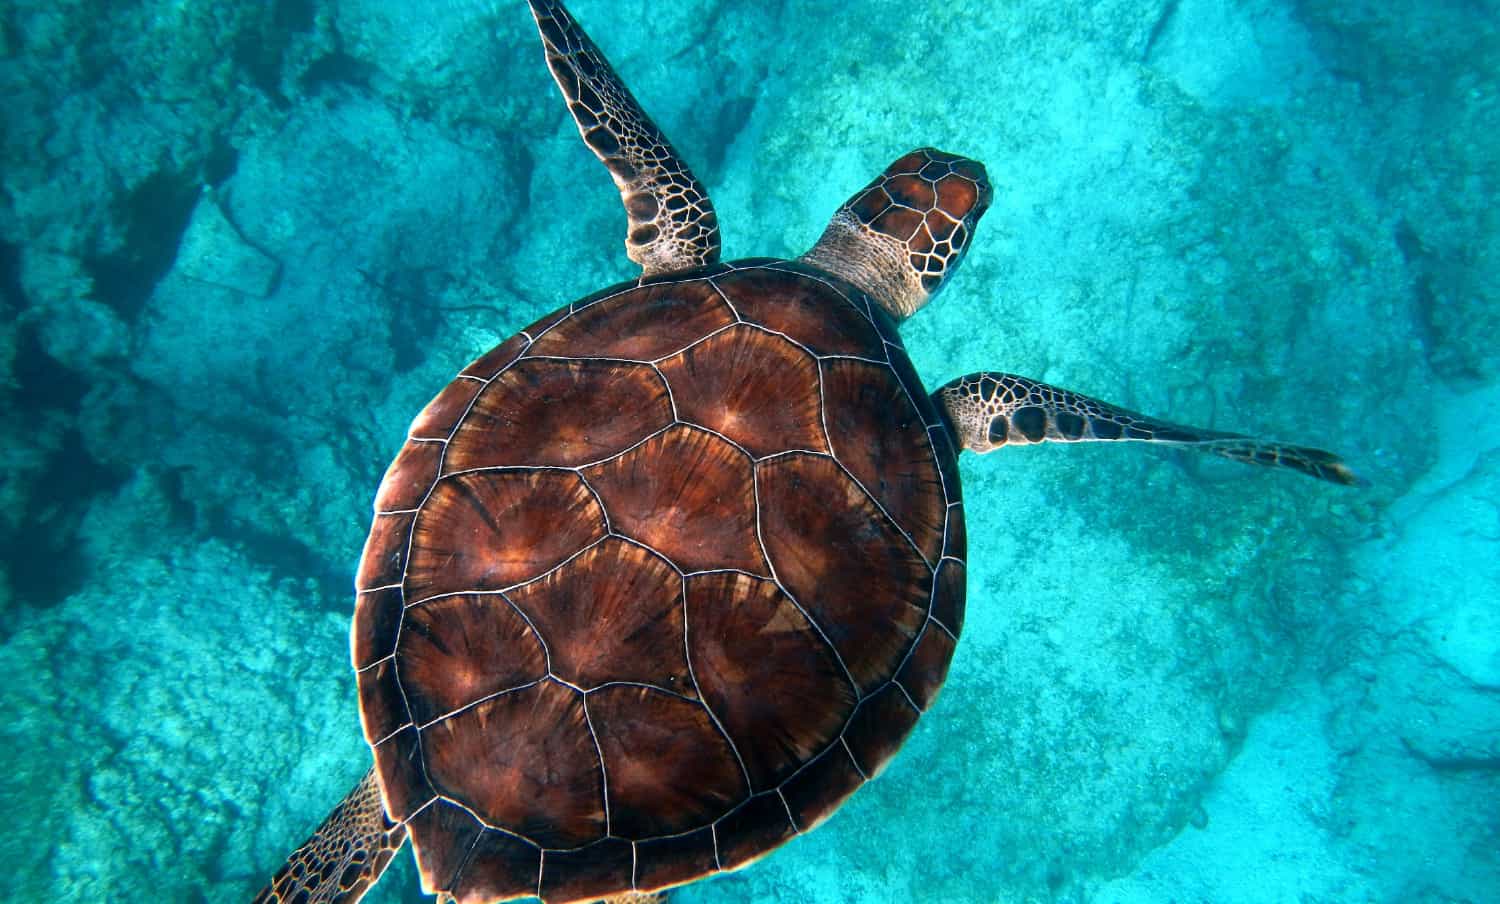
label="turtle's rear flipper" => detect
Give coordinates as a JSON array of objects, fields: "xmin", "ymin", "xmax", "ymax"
[
  {"xmin": 527, "ymin": 0, "xmax": 720, "ymax": 278},
  {"xmin": 934, "ymin": 372, "xmax": 1364, "ymax": 487},
  {"xmin": 254, "ymin": 768, "xmax": 408, "ymax": 904}
]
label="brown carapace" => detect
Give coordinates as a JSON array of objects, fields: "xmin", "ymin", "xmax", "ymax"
[
  {"xmin": 348, "ymin": 262, "xmax": 963, "ymax": 903},
  {"xmin": 255, "ymin": 1, "xmax": 1362, "ymax": 903}
]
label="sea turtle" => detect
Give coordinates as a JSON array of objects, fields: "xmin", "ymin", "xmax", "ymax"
[{"xmin": 255, "ymin": 2, "xmax": 1360, "ymax": 902}]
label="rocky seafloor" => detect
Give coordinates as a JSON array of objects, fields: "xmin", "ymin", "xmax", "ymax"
[{"xmin": 1, "ymin": 0, "xmax": 1495, "ymax": 901}]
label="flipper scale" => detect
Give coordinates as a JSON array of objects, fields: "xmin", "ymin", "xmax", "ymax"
[
  {"xmin": 254, "ymin": 768, "xmax": 407, "ymax": 904},
  {"xmin": 934, "ymin": 372, "xmax": 1364, "ymax": 486},
  {"xmin": 527, "ymin": 0, "xmax": 720, "ymax": 277}
]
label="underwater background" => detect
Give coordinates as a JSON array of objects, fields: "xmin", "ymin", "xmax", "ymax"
[{"xmin": 1, "ymin": 0, "xmax": 1496, "ymax": 901}]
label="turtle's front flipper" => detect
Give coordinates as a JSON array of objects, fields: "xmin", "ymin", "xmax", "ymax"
[
  {"xmin": 934, "ymin": 372, "xmax": 1364, "ymax": 486},
  {"xmin": 254, "ymin": 768, "xmax": 408, "ymax": 904},
  {"xmin": 527, "ymin": 0, "xmax": 720, "ymax": 277}
]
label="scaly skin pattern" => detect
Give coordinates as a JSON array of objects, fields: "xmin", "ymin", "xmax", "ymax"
[
  {"xmin": 802, "ymin": 148, "xmax": 992, "ymax": 319},
  {"xmin": 254, "ymin": 768, "xmax": 408, "ymax": 904},
  {"xmin": 934, "ymin": 372, "xmax": 1364, "ymax": 486},
  {"xmin": 527, "ymin": 0, "xmax": 720, "ymax": 277}
]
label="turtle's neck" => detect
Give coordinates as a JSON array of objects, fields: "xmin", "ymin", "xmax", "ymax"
[{"xmin": 798, "ymin": 209, "xmax": 928, "ymax": 321}]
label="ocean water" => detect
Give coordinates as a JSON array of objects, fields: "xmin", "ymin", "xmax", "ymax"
[{"xmin": 1, "ymin": 0, "xmax": 1496, "ymax": 902}]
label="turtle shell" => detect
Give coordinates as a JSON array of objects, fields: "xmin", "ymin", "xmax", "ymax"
[{"xmin": 350, "ymin": 259, "xmax": 967, "ymax": 904}]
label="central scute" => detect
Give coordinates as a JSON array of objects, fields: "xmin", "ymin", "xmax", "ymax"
[{"xmin": 353, "ymin": 262, "xmax": 966, "ymax": 903}]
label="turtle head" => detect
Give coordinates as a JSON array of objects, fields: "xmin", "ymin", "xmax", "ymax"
[{"xmin": 800, "ymin": 148, "xmax": 991, "ymax": 320}]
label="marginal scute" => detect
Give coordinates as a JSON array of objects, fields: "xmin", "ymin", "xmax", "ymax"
[
  {"xmin": 686, "ymin": 572, "xmax": 856, "ymax": 792},
  {"xmin": 523, "ymin": 305, "xmax": 572, "ymax": 340},
  {"xmin": 356, "ymin": 657, "xmax": 409, "ymax": 745},
  {"xmin": 715, "ymin": 793, "xmax": 796, "ymax": 871},
  {"xmin": 527, "ymin": 280, "xmax": 735, "ymax": 361},
  {"xmin": 932, "ymin": 558, "xmax": 966, "ymax": 637},
  {"xmin": 397, "ymin": 594, "xmax": 548, "ymax": 725},
  {"xmin": 658, "ymin": 324, "xmax": 827, "ymax": 457},
  {"xmin": 421, "ymin": 679, "xmax": 604, "ymax": 848},
  {"xmin": 895, "ymin": 621, "xmax": 957, "ymax": 711},
  {"xmin": 588, "ymin": 684, "xmax": 749, "ymax": 838},
  {"xmin": 843, "ymin": 683, "xmax": 921, "ymax": 779},
  {"xmin": 944, "ymin": 502, "xmax": 967, "ymax": 561},
  {"xmin": 404, "ymin": 469, "xmax": 607, "ymax": 602},
  {"xmin": 714, "ymin": 267, "xmax": 883, "ymax": 357},
  {"xmin": 756, "ymin": 454, "xmax": 931, "ymax": 695},
  {"xmin": 449, "ymin": 829, "xmax": 541, "ymax": 904},
  {"xmin": 633, "ymin": 829, "xmax": 713, "ymax": 896},
  {"xmin": 356, "ymin": 511, "xmax": 415, "ymax": 591},
  {"xmin": 407, "ymin": 799, "xmax": 484, "ymax": 897},
  {"xmin": 374, "ymin": 439, "xmax": 443, "ymax": 512},
  {"xmin": 781, "ymin": 742, "xmax": 866, "ymax": 833},
  {"xmin": 885, "ymin": 331, "xmax": 938, "ymax": 422},
  {"xmin": 371, "ymin": 726, "xmax": 435, "ymax": 823},
  {"xmin": 540, "ymin": 839, "xmax": 636, "ymax": 904},
  {"xmin": 930, "ymin": 423, "xmax": 963, "ymax": 507},
  {"xmin": 446, "ymin": 358, "xmax": 673, "ymax": 470},
  {"xmin": 461, "ymin": 333, "xmax": 529, "ymax": 380},
  {"xmin": 409, "ymin": 378, "xmax": 485, "ymax": 441},
  {"xmin": 823, "ymin": 358, "xmax": 946, "ymax": 563},
  {"xmin": 582, "ymin": 424, "xmax": 765, "ymax": 574},
  {"xmin": 506, "ymin": 537, "xmax": 688, "ymax": 691},
  {"xmin": 351, "ymin": 585, "xmax": 403, "ymax": 670}
]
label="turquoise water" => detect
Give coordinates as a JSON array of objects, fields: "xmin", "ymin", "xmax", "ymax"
[{"xmin": 2, "ymin": 0, "xmax": 1496, "ymax": 901}]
